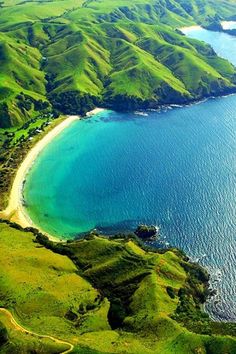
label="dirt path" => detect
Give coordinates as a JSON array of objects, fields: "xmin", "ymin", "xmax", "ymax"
[{"xmin": 0, "ymin": 308, "xmax": 74, "ymax": 354}]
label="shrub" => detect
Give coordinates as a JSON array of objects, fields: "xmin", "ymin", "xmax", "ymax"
[{"xmin": 0, "ymin": 322, "xmax": 8, "ymax": 346}]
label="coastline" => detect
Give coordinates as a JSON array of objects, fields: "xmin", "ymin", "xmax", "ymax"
[
  {"xmin": 86, "ymin": 107, "xmax": 106, "ymax": 117},
  {"xmin": 1, "ymin": 89, "xmax": 236, "ymax": 241},
  {"xmin": 0, "ymin": 108, "xmax": 105, "ymax": 242},
  {"xmin": 180, "ymin": 25, "xmax": 202, "ymax": 32},
  {"xmin": 221, "ymin": 21, "xmax": 236, "ymax": 30}
]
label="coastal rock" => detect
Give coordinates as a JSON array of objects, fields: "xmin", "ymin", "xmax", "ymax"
[
  {"xmin": 134, "ymin": 224, "xmax": 158, "ymax": 239},
  {"xmin": 204, "ymin": 21, "xmax": 223, "ymax": 32}
]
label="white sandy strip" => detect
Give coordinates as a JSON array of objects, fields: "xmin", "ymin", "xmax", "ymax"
[
  {"xmin": 221, "ymin": 21, "xmax": 236, "ymax": 30},
  {"xmin": 180, "ymin": 25, "xmax": 202, "ymax": 33},
  {"xmin": 0, "ymin": 115, "xmax": 80, "ymax": 240},
  {"xmin": 0, "ymin": 108, "xmax": 106, "ymax": 241},
  {"xmin": 86, "ymin": 107, "xmax": 106, "ymax": 117}
]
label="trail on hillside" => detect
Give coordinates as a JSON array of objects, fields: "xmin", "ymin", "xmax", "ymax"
[{"xmin": 0, "ymin": 308, "xmax": 74, "ymax": 354}]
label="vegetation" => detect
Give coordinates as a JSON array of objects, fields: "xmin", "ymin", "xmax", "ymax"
[
  {"xmin": 135, "ymin": 224, "xmax": 157, "ymax": 238},
  {"xmin": 0, "ymin": 321, "xmax": 8, "ymax": 347},
  {"xmin": 0, "ymin": 220, "xmax": 236, "ymax": 353},
  {"xmin": 1, "ymin": 0, "xmax": 236, "ymax": 126},
  {"xmin": 0, "ymin": 311, "xmax": 68, "ymax": 354},
  {"xmin": 204, "ymin": 18, "xmax": 236, "ymax": 36},
  {"xmin": 0, "ymin": 114, "xmax": 65, "ymax": 209},
  {"xmin": 1, "ymin": 1, "xmax": 236, "ymax": 353}
]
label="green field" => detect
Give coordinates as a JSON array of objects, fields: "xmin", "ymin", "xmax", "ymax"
[
  {"xmin": 0, "ymin": 221, "xmax": 236, "ymax": 353},
  {"xmin": 1, "ymin": 0, "xmax": 236, "ymax": 126}
]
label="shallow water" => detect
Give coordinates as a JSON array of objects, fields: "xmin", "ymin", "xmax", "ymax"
[{"xmin": 24, "ymin": 27, "xmax": 236, "ymax": 321}]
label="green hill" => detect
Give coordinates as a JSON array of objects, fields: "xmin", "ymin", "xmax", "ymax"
[
  {"xmin": 1, "ymin": 0, "xmax": 236, "ymax": 126},
  {"xmin": 0, "ymin": 220, "xmax": 236, "ymax": 353}
]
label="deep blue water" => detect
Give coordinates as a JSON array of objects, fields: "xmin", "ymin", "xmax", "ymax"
[{"xmin": 24, "ymin": 28, "xmax": 236, "ymax": 321}]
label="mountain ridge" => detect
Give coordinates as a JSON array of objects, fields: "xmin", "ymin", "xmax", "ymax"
[
  {"xmin": 1, "ymin": 220, "xmax": 236, "ymax": 353},
  {"xmin": 1, "ymin": 0, "xmax": 236, "ymax": 126}
]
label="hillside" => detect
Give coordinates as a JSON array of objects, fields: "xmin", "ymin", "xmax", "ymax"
[
  {"xmin": 1, "ymin": 0, "xmax": 236, "ymax": 126},
  {"xmin": 0, "ymin": 220, "xmax": 236, "ymax": 353}
]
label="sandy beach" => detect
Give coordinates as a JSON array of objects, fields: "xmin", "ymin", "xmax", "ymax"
[
  {"xmin": 0, "ymin": 108, "xmax": 105, "ymax": 241},
  {"xmin": 180, "ymin": 25, "xmax": 202, "ymax": 33},
  {"xmin": 86, "ymin": 107, "xmax": 106, "ymax": 117},
  {"xmin": 221, "ymin": 21, "xmax": 236, "ymax": 30}
]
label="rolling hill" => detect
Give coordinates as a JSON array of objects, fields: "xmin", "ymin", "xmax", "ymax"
[
  {"xmin": 1, "ymin": 0, "xmax": 236, "ymax": 126},
  {"xmin": 0, "ymin": 220, "xmax": 236, "ymax": 353}
]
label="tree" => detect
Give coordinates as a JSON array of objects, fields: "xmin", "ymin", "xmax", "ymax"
[{"xmin": 0, "ymin": 322, "xmax": 8, "ymax": 346}]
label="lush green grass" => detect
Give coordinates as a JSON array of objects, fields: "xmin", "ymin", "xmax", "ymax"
[
  {"xmin": 0, "ymin": 114, "xmax": 66, "ymax": 210},
  {"xmin": 1, "ymin": 0, "xmax": 236, "ymax": 126},
  {"xmin": 0, "ymin": 312, "xmax": 68, "ymax": 354},
  {"xmin": 0, "ymin": 223, "xmax": 110, "ymax": 342},
  {"xmin": 0, "ymin": 222, "xmax": 236, "ymax": 352}
]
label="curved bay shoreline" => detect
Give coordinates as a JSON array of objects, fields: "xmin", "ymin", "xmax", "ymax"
[
  {"xmin": 1, "ymin": 90, "xmax": 236, "ymax": 242},
  {"xmin": 0, "ymin": 108, "xmax": 105, "ymax": 242},
  {"xmin": 1, "ymin": 20, "xmax": 236, "ymax": 242},
  {"xmin": 2, "ymin": 23, "xmax": 236, "ymax": 242},
  {"xmin": 0, "ymin": 90, "xmax": 236, "ymax": 324}
]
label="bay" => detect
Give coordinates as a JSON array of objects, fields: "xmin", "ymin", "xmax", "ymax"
[{"xmin": 24, "ymin": 27, "xmax": 236, "ymax": 321}]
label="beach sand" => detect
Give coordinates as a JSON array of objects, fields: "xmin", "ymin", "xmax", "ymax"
[
  {"xmin": 0, "ymin": 109, "xmax": 105, "ymax": 241},
  {"xmin": 180, "ymin": 25, "xmax": 202, "ymax": 32},
  {"xmin": 221, "ymin": 21, "xmax": 236, "ymax": 30},
  {"xmin": 86, "ymin": 107, "xmax": 106, "ymax": 117}
]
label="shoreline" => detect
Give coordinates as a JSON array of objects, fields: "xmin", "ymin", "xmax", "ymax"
[
  {"xmin": 86, "ymin": 107, "xmax": 106, "ymax": 117},
  {"xmin": 0, "ymin": 108, "xmax": 106, "ymax": 242},
  {"xmin": 181, "ymin": 21, "xmax": 236, "ymax": 33},
  {"xmin": 180, "ymin": 25, "xmax": 202, "ymax": 32},
  {"xmin": 221, "ymin": 21, "xmax": 236, "ymax": 30},
  {"xmin": 1, "ymin": 88, "xmax": 236, "ymax": 241}
]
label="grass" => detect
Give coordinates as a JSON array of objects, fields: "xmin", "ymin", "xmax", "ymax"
[
  {"xmin": 0, "ymin": 222, "xmax": 236, "ymax": 353},
  {"xmin": 0, "ymin": 114, "xmax": 66, "ymax": 210},
  {"xmin": 0, "ymin": 223, "xmax": 110, "ymax": 342},
  {"xmin": 0, "ymin": 312, "xmax": 68, "ymax": 354},
  {"xmin": 1, "ymin": 0, "xmax": 236, "ymax": 126},
  {"xmin": 1, "ymin": 0, "xmax": 236, "ymax": 352}
]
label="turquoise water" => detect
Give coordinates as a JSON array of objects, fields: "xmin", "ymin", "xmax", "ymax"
[{"xmin": 24, "ymin": 28, "xmax": 236, "ymax": 321}]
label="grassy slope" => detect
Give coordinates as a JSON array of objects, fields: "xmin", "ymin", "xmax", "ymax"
[
  {"xmin": 0, "ymin": 221, "xmax": 236, "ymax": 353},
  {"xmin": 1, "ymin": 0, "xmax": 236, "ymax": 125},
  {"xmin": 0, "ymin": 312, "xmax": 68, "ymax": 354},
  {"xmin": 0, "ymin": 222, "xmax": 110, "ymax": 343},
  {"xmin": 0, "ymin": 31, "xmax": 47, "ymax": 126}
]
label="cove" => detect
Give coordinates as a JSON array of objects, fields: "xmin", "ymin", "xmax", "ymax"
[{"xmin": 24, "ymin": 27, "xmax": 236, "ymax": 321}]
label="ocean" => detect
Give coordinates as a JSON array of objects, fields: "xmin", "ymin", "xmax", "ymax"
[{"xmin": 24, "ymin": 26, "xmax": 236, "ymax": 321}]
